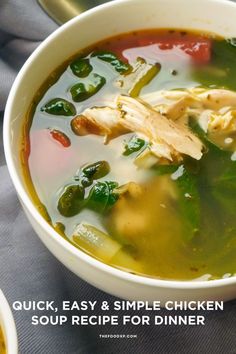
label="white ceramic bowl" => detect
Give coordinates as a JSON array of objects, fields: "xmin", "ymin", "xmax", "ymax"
[
  {"xmin": 4, "ymin": 0, "xmax": 236, "ymax": 303},
  {"xmin": 0, "ymin": 290, "xmax": 18, "ymax": 354}
]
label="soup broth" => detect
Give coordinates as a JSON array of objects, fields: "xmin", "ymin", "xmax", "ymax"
[
  {"xmin": 0, "ymin": 327, "xmax": 6, "ymax": 354},
  {"xmin": 22, "ymin": 29, "xmax": 236, "ymax": 280}
]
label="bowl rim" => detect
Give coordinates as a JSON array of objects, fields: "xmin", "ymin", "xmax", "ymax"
[
  {"xmin": 0, "ymin": 290, "xmax": 18, "ymax": 354},
  {"xmin": 4, "ymin": 0, "xmax": 236, "ymax": 291}
]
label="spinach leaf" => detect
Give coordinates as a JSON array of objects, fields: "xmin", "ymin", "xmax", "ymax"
[
  {"xmin": 87, "ymin": 181, "xmax": 119, "ymax": 213},
  {"xmin": 153, "ymin": 161, "xmax": 201, "ymax": 242},
  {"xmin": 58, "ymin": 185, "xmax": 85, "ymax": 217},
  {"xmin": 92, "ymin": 50, "xmax": 132, "ymax": 74},
  {"xmin": 41, "ymin": 98, "xmax": 76, "ymax": 116},
  {"xmin": 58, "ymin": 180, "xmax": 119, "ymax": 217},
  {"xmin": 123, "ymin": 135, "xmax": 146, "ymax": 156},
  {"xmin": 211, "ymin": 159, "xmax": 236, "ymax": 215},
  {"xmin": 70, "ymin": 73, "xmax": 106, "ymax": 102},
  {"xmin": 75, "ymin": 161, "xmax": 110, "ymax": 187},
  {"xmin": 191, "ymin": 122, "xmax": 236, "ymax": 225},
  {"xmin": 175, "ymin": 168, "xmax": 201, "ymax": 242},
  {"xmin": 70, "ymin": 58, "xmax": 93, "ymax": 78},
  {"xmin": 82, "ymin": 161, "xmax": 110, "ymax": 180}
]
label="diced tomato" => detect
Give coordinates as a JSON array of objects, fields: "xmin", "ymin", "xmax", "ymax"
[
  {"xmin": 50, "ymin": 129, "xmax": 71, "ymax": 148},
  {"xmin": 99, "ymin": 32, "xmax": 212, "ymax": 64},
  {"xmin": 183, "ymin": 40, "xmax": 211, "ymax": 63},
  {"xmin": 138, "ymin": 38, "xmax": 212, "ymax": 63}
]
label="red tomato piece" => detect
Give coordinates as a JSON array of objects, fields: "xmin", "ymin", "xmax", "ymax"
[
  {"xmin": 138, "ymin": 38, "xmax": 212, "ymax": 63},
  {"xmin": 50, "ymin": 129, "xmax": 71, "ymax": 148}
]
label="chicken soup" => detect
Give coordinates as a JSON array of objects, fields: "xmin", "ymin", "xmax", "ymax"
[{"xmin": 21, "ymin": 29, "xmax": 236, "ymax": 280}]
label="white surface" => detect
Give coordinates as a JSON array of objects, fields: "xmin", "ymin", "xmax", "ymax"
[{"xmin": 4, "ymin": 0, "xmax": 236, "ymax": 303}]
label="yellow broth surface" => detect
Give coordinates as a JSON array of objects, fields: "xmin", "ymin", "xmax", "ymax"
[
  {"xmin": 21, "ymin": 29, "xmax": 236, "ymax": 280},
  {"xmin": 0, "ymin": 327, "xmax": 6, "ymax": 354}
]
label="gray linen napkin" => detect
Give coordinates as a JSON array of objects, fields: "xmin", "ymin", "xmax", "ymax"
[
  {"xmin": 0, "ymin": 0, "xmax": 57, "ymax": 111},
  {"xmin": 1, "ymin": 1, "xmax": 236, "ymax": 353}
]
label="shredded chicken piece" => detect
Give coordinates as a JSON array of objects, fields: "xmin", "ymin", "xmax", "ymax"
[
  {"xmin": 71, "ymin": 107, "xmax": 127, "ymax": 142},
  {"xmin": 165, "ymin": 96, "xmax": 200, "ymax": 120},
  {"xmin": 70, "ymin": 88, "xmax": 236, "ymax": 162},
  {"xmin": 198, "ymin": 89, "xmax": 236, "ymax": 110},
  {"xmin": 142, "ymin": 90, "xmax": 190, "ymax": 106},
  {"xmin": 72, "ymin": 94, "xmax": 203, "ymax": 161},
  {"xmin": 117, "ymin": 95, "xmax": 203, "ymax": 161},
  {"xmin": 142, "ymin": 88, "xmax": 236, "ymax": 142},
  {"xmin": 192, "ymin": 90, "xmax": 236, "ymax": 136},
  {"xmin": 134, "ymin": 145, "xmax": 181, "ymax": 168},
  {"xmin": 142, "ymin": 90, "xmax": 202, "ymax": 121},
  {"xmin": 199, "ymin": 109, "xmax": 236, "ymax": 133},
  {"xmin": 142, "ymin": 88, "xmax": 236, "ymax": 120}
]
